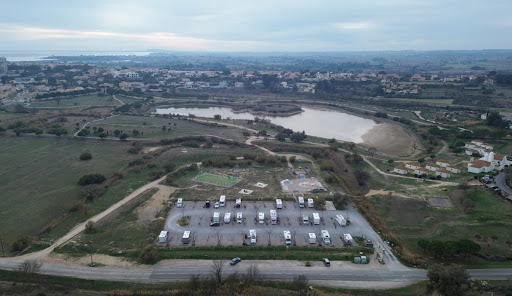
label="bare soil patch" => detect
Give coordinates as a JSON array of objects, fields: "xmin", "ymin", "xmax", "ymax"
[
  {"xmin": 143, "ymin": 146, "xmax": 163, "ymax": 153},
  {"xmin": 137, "ymin": 184, "xmax": 177, "ymax": 223},
  {"xmin": 41, "ymin": 253, "xmax": 140, "ymax": 268},
  {"xmin": 427, "ymin": 197, "xmax": 454, "ymax": 208},
  {"xmin": 361, "ymin": 122, "xmax": 420, "ymax": 157}
]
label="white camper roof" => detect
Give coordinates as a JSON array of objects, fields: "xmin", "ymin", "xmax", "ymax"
[
  {"xmin": 308, "ymin": 233, "xmax": 316, "ymax": 239},
  {"xmin": 283, "ymin": 230, "xmax": 291, "ymax": 238},
  {"xmin": 276, "ymin": 199, "xmax": 282, "ymax": 204},
  {"xmin": 321, "ymin": 230, "xmax": 330, "ymax": 237},
  {"xmin": 313, "ymin": 212, "xmax": 320, "ymax": 219},
  {"xmin": 220, "ymin": 195, "xmax": 226, "ymax": 201},
  {"xmin": 159, "ymin": 231, "xmax": 167, "ymax": 238},
  {"xmin": 258, "ymin": 212, "xmax": 264, "ymax": 219},
  {"xmin": 214, "ymin": 212, "xmax": 220, "ymax": 217},
  {"xmin": 237, "ymin": 212, "xmax": 242, "ymax": 218},
  {"xmin": 183, "ymin": 231, "xmax": 190, "ymax": 238},
  {"xmin": 270, "ymin": 210, "xmax": 277, "ymax": 216},
  {"xmin": 298, "ymin": 196, "xmax": 304, "ymax": 202}
]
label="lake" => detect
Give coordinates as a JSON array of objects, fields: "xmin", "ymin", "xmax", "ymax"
[{"xmin": 155, "ymin": 106, "xmax": 377, "ymax": 143}]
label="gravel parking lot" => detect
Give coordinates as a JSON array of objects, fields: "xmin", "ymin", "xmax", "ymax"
[{"xmin": 164, "ymin": 200, "xmax": 379, "ymax": 248}]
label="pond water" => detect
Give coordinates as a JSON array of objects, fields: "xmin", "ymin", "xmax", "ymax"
[{"xmin": 155, "ymin": 106, "xmax": 377, "ymax": 143}]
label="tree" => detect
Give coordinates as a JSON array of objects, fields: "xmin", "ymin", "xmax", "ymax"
[
  {"xmin": 418, "ymin": 158, "xmax": 425, "ymax": 163},
  {"xmin": 427, "ymin": 264, "xmax": 470, "ymax": 296},
  {"xmin": 17, "ymin": 260, "xmax": 42, "ymax": 283},
  {"xmin": 491, "ymin": 130, "xmax": 507, "ymax": 142},
  {"xmin": 457, "ymin": 183, "xmax": 470, "ymax": 193},
  {"xmin": 98, "ymin": 132, "xmax": 107, "ymax": 139},
  {"xmin": 368, "ymin": 147, "xmax": 377, "ymax": 158},
  {"xmin": 114, "ymin": 129, "xmax": 121, "ymax": 137},
  {"xmin": 354, "ymin": 169, "xmax": 370, "ymax": 186},
  {"xmin": 161, "ymin": 125, "xmax": 166, "ymax": 132},
  {"xmin": 486, "ymin": 112, "xmax": 505, "ymax": 128},
  {"xmin": 79, "ymin": 152, "xmax": 92, "ymax": 161},
  {"xmin": 289, "ymin": 156, "xmax": 296, "ymax": 163},
  {"xmin": 119, "ymin": 133, "xmax": 128, "ymax": 140},
  {"xmin": 418, "ymin": 239, "xmax": 430, "ymax": 253},
  {"xmin": 213, "ymin": 114, "xmax": 222, "ymax": 120},
  {"xmin": 132, "ymin": 129, "xmax": 140, "ymax": 136},
  {"xmin": 292, "ymin": 275, "xmax": 309, "ymax": 294},
  {"xmin": 210, "ymin": 259, "xmax": 225, "ymax": 284},
  {"xmin": 78, "ymin": 174, "xmax": 106, "ymax": 186},
  {"xmin": 85, "ymin": 220, "xmax": 96, "ymax": 234}
]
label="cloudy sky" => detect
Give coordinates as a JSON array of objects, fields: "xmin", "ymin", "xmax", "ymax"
[{"xmin": 1, "ymin": 0, "xmax": 511, "ymax": 52}]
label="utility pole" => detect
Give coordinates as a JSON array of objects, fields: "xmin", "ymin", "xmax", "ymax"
[{"xmin": 0, "ymin": 236, "xmax": 5, "ymax": 256}]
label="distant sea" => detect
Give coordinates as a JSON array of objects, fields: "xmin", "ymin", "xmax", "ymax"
[{"xmin": 0, "ymin": 50, "xmax": 150, "ymax": 61}]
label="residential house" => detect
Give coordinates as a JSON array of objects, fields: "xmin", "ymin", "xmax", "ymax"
[
  {"xmin": 425, "ymin": 163, "xmax": 441, "ymax": 172},
  {"xmin": 435, "ymin": 160, "xmax": 450, "ymax": 167},
  {"xmin": 446, "ymin": 166, "xmax": 461, "ymax": 174},
  {"xmin": 405, "ymin": 162, "xmax": 421, "ymax": 170},
  {"xmin": 467, "ymin": 160, "xmax": 494, "ymax": 174},
  {"xmin": 414, "ymin": 168, "xmax": 429, "ymax": 176},
  {"xmin": 435, "ymin": 169, "xmax": 451, "ymax": 179},
  {"xmin": 393, "ymin": 166, "xmax": 408, "ymax": 175}
]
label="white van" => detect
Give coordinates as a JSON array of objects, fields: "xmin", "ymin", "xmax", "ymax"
[
  {"xmin": 308, "ymin": 233, "xmax": 316, "ymax": 244},
  {"xmin": 321, "ymin": 230, "xmax": 331, "ymax": 245},
  {"xmin": 158, "ymin": 231, "xmax": 168, "ymax": 243},
  {"xmin": 177, "ymin": 198, "xmax": 183, "ymax": 208},
  {"xmin": 303, "ymin": 214, "xmax": 309, "ymax": 225},
  {"xmin": 307, "ymin": 198, "xmax": 314, "ymax": 208},
  {"xmin": 236, "ymin": 212, "xmax": 243, "ymax": 224},
  {"xmin": 276, "ymin": 199, "xmax": 283, "ymax": 209},
  {"xmin": 283, "ymin": 230, "xmax": 292, "ymax": 245},
  {"xmin": 235, "ymin": 198, "xmax": 241, "ymax": 208},
  {"xmin": 270, "ymin": 210, "xmax": 277, "ymax": 225},
  {"xmin": 335, "ymin": 214, "xmax": 347, "ymax": 226},
  {"xmin": 182, "ymin": 231, "xmax": 191, "ymax": 244},
  {"xmin": 224, "ymin": 212, "xmax": 231, "ymax": 224},
  {"xmin": 298, "ymin": 196, "xmax": 304, "ymax": 208},
  {"xmin": 343, "ymin": 233, "xmax": 353, "ymax": 245},
  {"xmin": 258, "ymin": 212, "xmax": 265, "ymax": 224},
  {"xmin": 219, "ymin": 195, "xmax": 226, "ymax": 207},
  {"xmin": 250, "ymin": 229, "xmax": 257, "ymax": 244},
  {"xmin": 213, "ymin": 212, "xmax": 220, "ymax": 223},
  {"xmin": 313, "ymin": 213, "xmax": 320, "ymax": 225}
]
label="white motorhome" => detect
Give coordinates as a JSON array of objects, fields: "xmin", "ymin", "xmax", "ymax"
[
  {"xmin": 250, "ymin": 229, "xmax": 257, "ymax": 244},
  {"xmin": 276, "ymin": 199, "xmax": 283, "ymax": 209},
  {"xmin": 335, "ymin": 214, "xmax": 347, "ymax": 226},
  {"xmin": 270, "ymin": 210, "xmax": 277, "ymax": 225},
  {"xmin": 343, "ymin": 233, "xmax": 353, "ymax": 245},
  {"xmin": 283, "ymin": 230, "xmax": 292, "ymax": 245},
  {"xmin": 258, "ymin": 212, "xmax": 265, "ymax": 224},
  {"xmin": 321, "ymin": 230, "xmax": 331, "ymax": 245},
  {"xmin": 158, "ymin": 230, "xmax": 168, "ymax": 243},
  {"xmin": 308, "ymin": 233, "xmax": 316, "ymax": 244},
  {"xmin": 213, "ymin": 212, "xmax": 220, "ymax": 223},
  {"xmin": 224, "ymin": 212, "xmax": 231, "ymax": 224},
  {"xmin": 313, "ymin": 212, "xmax": 320, "ymax": 225},
  {"xmin": 302, "ymin": 214, "xmax": 309, "ymax": 225},
  {"xmin": 219, "ymin": 195, "xmax": 226, "ymax": 207},
  {"xmin": 236, "ymin": 212, "xmax": 243, "ymax": 224},
  {"xmin": 307, "ymin": 198, "xmax": 314, "ymax": 208},
  {"xmin": 177, "ymin": 198, "xmax": 183, "ymax": 208},
  {"xmin": 298, "ymin": 196, "xmax": 304, "ymax": 208},
  {"xmin": 235, "ymin": 198, "xmax": 241, "ymax": 208},
  {"xmin": 182, "ymin": 231, "xmax": 191, "ymax": 244}
]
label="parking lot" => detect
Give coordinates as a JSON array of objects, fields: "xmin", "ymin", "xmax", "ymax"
[{"xmin": 164, "ymin": 200, "xmax": 380, "ymax": 248}]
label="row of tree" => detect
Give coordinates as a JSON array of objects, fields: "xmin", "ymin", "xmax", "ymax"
[{"xmin": 418, "ymin": 239, "xmax": 481, "ymax": 258}]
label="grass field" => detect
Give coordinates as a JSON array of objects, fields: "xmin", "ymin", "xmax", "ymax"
[
  {"xmin": 0, "ymin": 112, "xmax": 28, "ymax": 121},
  {"xmin": 27, "ymin": 95, "xmax": 121, "ymax": 109},
  {"xmin": 371, "ymin": 187, "xmax": 512, "ymax": 267},
  {"xmin": 386, "ymin": 98, "xmax": 454, "ymax": 105},
  {"xmin": 194, "ymin": 172, "xmax": 239, "ymax": 187},
  {"xmin": 88, "ymin": 115, "xmax": 246, "ymax": 141},
  {"xmin": 0, "ymin": 137, "xmax": 137, "ymax": 248}
]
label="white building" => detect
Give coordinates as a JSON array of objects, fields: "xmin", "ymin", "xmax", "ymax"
[
  {"xmin": 446, "ymin": 165, "xmax": 461, "ymax": 174},
  {"xmin": 414, "ymin": 168, "xmax": 429, "ymax": 176},
  {"xmin": 468, "ymin": 160, "xmax": 494, "ymax": 174},
  {"xmin": 393, "ymin": 166, "xmax": 408, "ymax": 175},
  {"xmin": 435, "ymin": 160, "xmax": 450, "ymax": 167},
  {"xmin": 435, "ymin": 169, "xmax": 451, "ymax": 179},
  {"xmin": 405, "ymin": 162, "xmax": 421, "ymax": 170},
  {"xmin": 425, "ymin": 163, "xmax": 441, "ymax": 172}
]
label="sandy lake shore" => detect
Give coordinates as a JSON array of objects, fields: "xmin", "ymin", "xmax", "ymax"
[{"xmin": 361, "ymin": 122, "xmax": 419, "ymax": 157}]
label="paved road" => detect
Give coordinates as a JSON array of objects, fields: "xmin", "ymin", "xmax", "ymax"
[{"xmin": 495, "ymin": 172, "xmax": 512, "ymax": 198}]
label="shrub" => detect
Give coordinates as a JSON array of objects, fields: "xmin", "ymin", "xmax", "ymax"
[
  {"xmin": 78, "ymin": 174, "xmax": 106, "ymax": 186},
  {"xmin": 139, "ymin": 245, "xmax": 159, "ymax": 263},
  {"xmin": 11, "ymin": 235, "xmax": 32, "ymax": 252},
  {"xmin": 79, "ymin": 152, "xmax": 92, "ymax": 161},
  {"xmin": 85, "ymin": 221, "xmax": 96, "ymax": 234}
]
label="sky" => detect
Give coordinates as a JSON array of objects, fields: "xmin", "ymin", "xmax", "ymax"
[{"xmin": 1, "ymin": 0, "xmax": 512, "ymax": 52}]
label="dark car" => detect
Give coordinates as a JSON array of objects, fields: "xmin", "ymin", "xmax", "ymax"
[
  {"xmin": 205, "ymin": 200, "xmax": 211, "ymax": 208},
  {"xmin": 322, "ymin": 258, "xmax": 330, "ymax": 267},
  {"xmin": 210, "ymin": 222, "xmax": 220, "ymax": 227},
  {"xmin": 230, "ymin": 257, "xmax": 241, "ymax": 266}
]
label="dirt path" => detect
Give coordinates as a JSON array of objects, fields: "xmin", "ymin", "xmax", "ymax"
[
  {"xmin": 191, "ymin": 118, "xmax": 259, "ymax": 133},
  {"xmin": 19, "ymin": 175, "xmax": 167, "ymax": 260}
]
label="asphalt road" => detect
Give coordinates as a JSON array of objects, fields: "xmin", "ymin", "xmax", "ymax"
[{"xmin": 495, "ymin": 172, "xmax": 512, "ymax": 198}]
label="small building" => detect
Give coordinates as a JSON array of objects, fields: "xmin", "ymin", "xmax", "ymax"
[
  {"xmin": 465, "ymin": 148, "xmax": 479, "ymax": 156},
  {"xmin": 464, "ymin": 142, "xmax": 476, "ymax": 149},
  {"xmin": 468, "ymin": 160, "xmax": 494, "ymax": 174},
  {"xmin": 158, "ymin": 230, "xmax": 168, "ymax": 243},
  {"xmin": 492, "ymin": 153, "xmax": 508, "ymax": 167},
  {"xmin": 435, "ymin": 160, "xmax": 450, "ymax": 167},
  {"xmin": 446, "ymin": 165, "xmax": 461, "ymax": 174},
  {"xmin": 471, "ymin": 140, "xmax": 484, "ymax": 146},
  {"xmin": 405, "ymin": 162, "xmax": 421, "ymax": 170},
  {"xmin": 393, "ymin": 166, "xmax": 408, "ymax": 175},
  {"xmin": 425, "ymin": 163, "xmax": 441, "ymax": 172},
  {"xmin": 414, "ymin": 168, "xmax": 429, "ymax": 176},
  {"xmin": 435, "ymin": 169, "xmax": 451, "ymax": 179},
  {"xmin": 308, "ymin": 233, "xmax": 316, "ymax": 244},
  {"xmin": 481, "ymin": 143, "xmax": 494, "ymax": 150}
]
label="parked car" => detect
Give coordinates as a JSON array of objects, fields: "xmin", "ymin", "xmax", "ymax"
[
  {"xmin": 230, "ymin": 257, "xmax": 241, "ymax": 266},
  {"xmin": 210, "ymin": 222, "xmax": 220, "ymax": 227},
  {"xmin": 214, "ymin": 202, "xmax": 219, "ymax": 208},
  {"xmin": 322, "ymin": 258, "xmax": 330, "ymax": 267},
  {"xmin": 205, "ymin": 200, "xmax": 210, "ymax": 208}
]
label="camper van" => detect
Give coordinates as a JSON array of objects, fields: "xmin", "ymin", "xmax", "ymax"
[
  {"xmin": 335, "ymin": 214, "xmax": 347, "ymax": 226},
  {"xmin": 236, "ymin": 212, "xmax": 243, "ymax": 224},
  {"xmin": 219, "ymin": 195, "xmax": 226, "ymax": 207},
  {"xmin": 224, "ymin": 212, "xmax": 231, "ymax": 224},
  {"xmin": 270, "ymin": 210, "xmax": 277, "ymax": 225},
  {"xmin": 343, "ymin": 233, "xmax": 353, "ymax": 245},
  {"xmin": 213, "ymin": 212, "xmax": 220, "ymax": 223},
  {"xmin": 321, "ymin": 230, "xmax": 331, "ymax": 245},
  {"xmin": 235, "ymin": 198, "xmax": 241, "ymax": 208},
  {"xmin": 307, "ymin": 198, "xmax": 314, "ymax": 208},
  {"xmin": 302, "ymin": 214, "xmax": 309, "ymax": 225},
  {"xmin": 298, "ymin": 196, "xmax": 304, "ymax": 208},
  {"xmin": 158, "ymin": 231, "xmax": 168, "ymax": 243},
  {"xmin": 313, "ymin": 212, "xmax": 320, "ymax": 225},
  {"xmin": 276, "ymin": 199, "xmax": 283, "ymax": 209},
  {"xmin": 182, "ymin": 231, "xmax": 191, "ymax": 244},
  {"xmin": 283, "ymin": 230, "xmax": 292, "ymax": 245},
  {"xmin": 177, "ymin": 198, "xmax": 183, "ymax": 208},
  {"xmin": 258, "ymin": 212, "xmax": 265, "ymax": 224},
  {"xmin": 308, "ymin": 233, "xmax": 316, "ymax": 244},
  {"xmin": 249, "ymin": 229, "xmax": 257, "ymax": 244}
]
